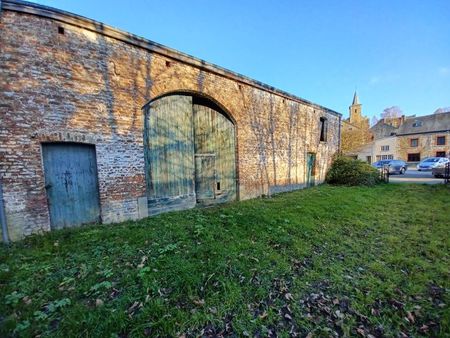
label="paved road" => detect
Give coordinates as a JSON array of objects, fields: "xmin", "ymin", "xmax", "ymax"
[{"xmin": 389, "ymin": 168, "xmax": 445, "ymax": 184}]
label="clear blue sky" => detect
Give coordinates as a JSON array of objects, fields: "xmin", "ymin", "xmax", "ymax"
[{"xmin": 28, "ymin": 0, "xmax": 450, "ymax": 120}]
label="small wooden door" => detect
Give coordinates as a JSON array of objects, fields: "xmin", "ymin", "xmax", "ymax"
[
  {"xmin": 306, "ymin": 153, "xmax": 316, "ymax": 187},
  {"xmin": 42, "ymin": 143, "xmax": 101, "ymax": 229},
  {"xmin": 195, "ymin": 154, "xmax": 216, "ymax": 201}
]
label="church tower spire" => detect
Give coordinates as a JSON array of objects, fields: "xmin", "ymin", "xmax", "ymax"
[
  {"xmin": 352, "ymin": 91, "xmax": 359, "ymax": 105},
  {"xmin": 349, "ymin": 91, "xmax": 362, "ymax": 124}
]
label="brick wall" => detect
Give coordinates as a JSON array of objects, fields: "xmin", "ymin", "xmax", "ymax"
[{"xmin": 0, "ymin": 5, "xmax": 340, "ymax": 240}]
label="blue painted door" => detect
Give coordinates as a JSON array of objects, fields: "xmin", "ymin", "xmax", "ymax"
[
  {"xmin": 306, "ymin": 153, "xmax": 316, "ymax": 187},
  {"xmin": 42, "ymin": 143, "xmax": 101, "ymax": 229}
]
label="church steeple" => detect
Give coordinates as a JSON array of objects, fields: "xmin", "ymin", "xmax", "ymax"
[
  {"xmin": 352, "ymin": 91, "xmax": 359, "ymax": 105},
  {"xmin": 349, "ymin": 91, "xmax": 362, "ymax": 124}
]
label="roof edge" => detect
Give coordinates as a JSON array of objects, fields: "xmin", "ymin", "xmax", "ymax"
[
  {"xmin": 395, "ymin": 129, "xmax": 450, "ymax": 137},
  {"xmin": 1, "ymin": 0, "xmax": 341, "ymax": 116}
]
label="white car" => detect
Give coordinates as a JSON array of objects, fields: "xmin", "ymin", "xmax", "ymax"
[{"xmin": 417, "ymin": 157, "xmax": 449, "ymax": 171}]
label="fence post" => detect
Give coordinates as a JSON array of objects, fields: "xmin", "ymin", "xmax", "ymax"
[
  {"xmin": 445, "ymin": 162, "xmax": 450, "ymax": 184},
  {"xmin": 381, "ymin": 164, "xmax": 390, "ymax": 183}
]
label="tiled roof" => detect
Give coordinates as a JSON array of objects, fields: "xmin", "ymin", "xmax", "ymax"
[{"xmin": 395, "ymin": 112, "xmax": 450, "ymax": 135}]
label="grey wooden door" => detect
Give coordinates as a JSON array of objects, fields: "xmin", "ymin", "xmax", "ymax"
[
  {"xmin": 195, "ymin": 154, "xmax": 216, "ymax": 201},
  {"xmin": 306, "ymin": 152, "xmax": 316, "ymax": 187},
  {"xmin": 193, "ymin": 102, "xmax": 236, "ymax": 203},
  {"xmin": 42, "ymin": 143, "xmax": 101, "ymax": 229},
  {"xmin": 145, "ymin": 95, "xmax": 196, "ymax": 214}
]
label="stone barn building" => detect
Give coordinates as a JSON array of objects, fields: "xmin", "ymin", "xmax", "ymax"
[{"xmin": 0, "ymin": 0, "xmax": 341, "ymax": 241}]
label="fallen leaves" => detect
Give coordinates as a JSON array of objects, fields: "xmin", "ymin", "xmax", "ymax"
[
  {"xmin": 137, "ymin": 255, "xmax": 148, "ymax": 269},
  {"xmin": 284, "ymin": 293, "xmax": 294, "ymax": 301},
  {"xmin": 22, "ymin": 296, "xmax": 32, "ymax": 305},
  {"xmin": 126, "ymin": 301, "xmax": 143, "ymax": 318},
  {"xmin": 405, "ymin": 310, "xmax": 415, "ymax": 324},
  {"xmin": 192, "ymin": 299, "xmax": 205, "ymax": 307},
  {"xmin": 196, "ymin": 314, "xmax": 234, "ymax": 337},
  {"xmin": 258, "ymin": 311, "xmax": 268, "ymax": 319}
]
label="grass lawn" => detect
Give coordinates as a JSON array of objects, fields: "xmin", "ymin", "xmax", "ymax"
[{"xmin": 1, "ymin": 184, "xmax": 449, "ymax": 337}]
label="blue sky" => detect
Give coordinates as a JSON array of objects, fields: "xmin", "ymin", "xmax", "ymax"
[{"xmin": 28, "ymin": 0, "xmax": 450, "ymax": 120}]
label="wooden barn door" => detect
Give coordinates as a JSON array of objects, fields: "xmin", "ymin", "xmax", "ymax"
[
  {"xmin": 42, "ymin": 143, "xmax": 101, "ymax": 229},
  {"xmin": 145, "ymin": 94, "xmax": 236, "ymax": 211},
  {"xmin": 145, "ymin": 95, "xmax": 196, "ymax": 214},
  {"xmin": 306, "ymin": 152, "xmax": 316, "ymax": 187},
  {"xmin": 194, "ymin": 154, "xmax": 216, "ymax": 201},
  {"xmin": 193, "ymin": 101, "xmax": 236, "ymax": 204}
]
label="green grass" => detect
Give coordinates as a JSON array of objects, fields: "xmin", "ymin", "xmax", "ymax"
[{"xmin": 1, "ymin": 184, "xmax": 449, "ymax": 337}]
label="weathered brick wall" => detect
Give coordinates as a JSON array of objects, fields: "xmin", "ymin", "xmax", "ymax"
[{"xmin": 0, "ymin": 6, "xmax": 340, "ymax": 240}]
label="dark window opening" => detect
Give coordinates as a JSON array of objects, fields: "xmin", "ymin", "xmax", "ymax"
[
  {"xmin": 58, "ymin": 26, "xmax": 65, "ymax": 35},
  {"xmin": 410, "ymin": 138, "xmax": 418, "ymax": 147},
  {"xmin": 165, "ymin": 61, "xmax": 171, "ymax": 67},
  {"xmin": 436, "ymin": 151, "xmax": 446, "ymax": 157},
  {"xmin": 407, "ymin": 153, "xmax": 421, "ymax": 162},
  {"xmin": 216, "ymin": 182, "xmax": 221, "ymax": 191},
  {"xmin": 437, "ymin": 136, "xmax": 446, "ymax": 145},
  {"xmin": 319, "ymin": 117, "xmax": 327, "ymax": 142},
  {"xmin": 412, "ymin": 120, "xmax": 423, "ymax": 127}
]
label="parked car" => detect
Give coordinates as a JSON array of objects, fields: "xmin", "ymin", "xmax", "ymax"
[
  {"xmin": 372, "ymin": 160, "xmax": 408, "ymax": 174},
  {"xmin": 431, "ymin": 158, "xmax": 450, "ymax": 178},
  {"xmin": 417, "ymin": 157, "xmax": 449, "ymax": 171}
]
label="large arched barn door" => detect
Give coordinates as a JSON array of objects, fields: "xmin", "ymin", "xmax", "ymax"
[{"xmin": 145, "ymin": 94, "xmax": 236, "ymax": 215}]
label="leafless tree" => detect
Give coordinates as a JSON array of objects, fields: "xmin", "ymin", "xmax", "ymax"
[
  {"xmin": 371, "ymin": 115, "xmax": 379, "ymax": 127},
  {"xmin": 381, "ymin": 106, "xmax": 402, "ymax": 119}
]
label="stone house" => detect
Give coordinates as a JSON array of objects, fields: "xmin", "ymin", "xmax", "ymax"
[
  {"xmin": 347, "ymin": 136, "xmax": 397, "ymax": 164},
  {"xmin": 0, "ymin": 0, "xmax": 341, "ymax": 240},
  {"xmin": 394, "ymin": 112, "xmax": 450, "ymax": 162},
  {"xmin": 349, "ymin": 111, "xmax": 450, "ymax": 164}
]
